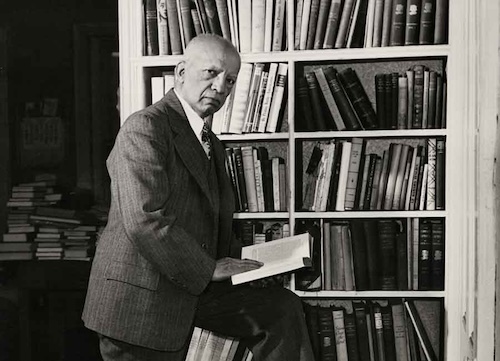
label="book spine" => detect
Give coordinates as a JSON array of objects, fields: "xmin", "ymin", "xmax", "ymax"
[
  {"xmin": 191, "ymin": 8, "xmax": 203, "ymax": 35},
  {"xmin": 375, "ymin": 73, "xmax": 386, "ymax": 128},
  {"xmin": 344, "ymin": 312, "xmax": 361, "ymax": 361},
  {"xmin": 381, "ymin": 305, "xmax": 397, "ymax": 361},
  {"xmin": 412, "ymin": 65, "xmax": 424, "ymax": 128},
  {"xmin": 251, "ymin": 0, "xmax": 266, "ymax": 52},
  {"xmin": 335, "ymin": 0, "xmax": 356, "ymax": 48},
  {"xmin": 333, "ymin": 309, "xmax": 349, "ymax": 361},
  {"xmin": 435, "ymin": 138, "xmax": 445, "ymax": 210},
  {"xmin": 427, "ymin": 70, "xmax": 437, "ymax": 128},
  {"xmin": 258, "ymin": 63, "xmax": 279, "ymax": 132},
  {"xmin": 418, "ymin": 219, "xmax": 433, "ymax": 290},
  {"xmin": 338, "ymin": 67, "xmax": 378, "ymax": 129},
  {"xmin": 157, "ymin": 0, "xmax": 171, "ymax": 55},
  {"xmin": 251, "ymin": 70, "xmax": 270, "ymax": 132},
  {"xmin": 405, "ymin": 0, "xmax": 421, "ymax": 45},
  {"xmin": 203, "ymin": 0, "xmax": 223, "ymax": 36},
  {"xmin": 419, "ymin": 0, "xmax": 436, "ymax": 44},
  {"xmin": 378, "ymin": 220, "xmax": 398, "ymax": 290},
  {"xmin": 215, "ymin": 0, "xmax": 232, "ymax": 40},
  {"xmin": 380, "ymin": 0, "xmax": 394, "ymax": 47},
  {"xmin": 433, "ymin": 0, "xmax": 448, "ymax": 44},
  {"xmin": 430, "ymin": 219, "xmax": 445, "ymax": 290},
  {"xmin": 426, "ymin": 138, "xmax": 437, "ymax": 211},
  {"xmin": 265, "ymin": 63, "xmax": 288, "ymax": 132},
  {"xmin": 304, "ymin": 71, "xmax": 329, "ymax": 131},
  {"xmin": 233, "ymin": 147, "xmax": 249, "ymax": 211},
  {"xmin": 389, "ymin": 0, "xmax": 407, "ymax": 46},
  {"xmin": 238, "ymin": 0, "xmax": 252, "ymax": 52},
  {"xmin": 306, "ymin": 0, "xmax": 321, "ymax": 49},
  {"xmin": 271, "ymin": 0, "xmax": 286, "ymax": 51},
  {"xmin": 335, "ymin": 142, "xmax": 353, "ymax": 211},
  {"xmin": 372, "ymin": 0, "xmax": 385, "ymax": 47},
  {"xmin": 166, "ymin": 0, "xmax": 183, "ymax": 54},
  {"xmin": 313, "ymin": 68, "xmax": 347, "ymax": 131},
  {"xmin": 313, "ymin": 0, "xmax": 332, "ymax": 49},
  {"xmin": 253, "ymin": 149, "xmax": 266, "ymax": 212},
  {"xmin": 263, "ymin": 0, "xmax": 274, "ymax": 51},
  {"xmin": 228, "ymin": 63, "xmax": 254, "ymax": 133},
  {"xmin": 318, "ymin": 307, "xmax": 337, "ymax": 360},
  {"xmin": 373, "ymin": 304, "xmax": 387, "ymax": 361},
  {"xmin": 322, "ymin": 0, "xmax": 343, "ymax": 49},
  {"xmin": 344, "ymin": 138, "xmax": 365, "ymax": 210},
  {"xmin": 397, "ymin": 75, "xmax": 409, "ymax": 129},
  {"xmin": 179, "ymin": 0, "xmax": 195, "ymax": 44},
  {"xmin": 294, "ymin": 0, "xmax": 305, "ymax": 50},
  {"xmin": 145, "ymin": 0, "xmax": 160, "ymax": 55}
]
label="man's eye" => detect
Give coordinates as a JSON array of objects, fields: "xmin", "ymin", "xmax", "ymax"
[
  {"xmin": 205, "ymin": 69, "xmax": 216, "ymax": 76},
  {"xmin": 227, "ymin": 78, "xmax": 236, "ymax": 85}
]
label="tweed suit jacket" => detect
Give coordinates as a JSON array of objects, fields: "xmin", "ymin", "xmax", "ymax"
[{"xmin": 82, "ymin": 90, "xmax": 236, "ymax": 351}]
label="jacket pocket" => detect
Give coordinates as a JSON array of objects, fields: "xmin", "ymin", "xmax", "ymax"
[{"xmin": 105, "ymin": 261, "xmax": 160, "ymax": 291}]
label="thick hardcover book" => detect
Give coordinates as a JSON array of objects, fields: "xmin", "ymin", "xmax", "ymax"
[
  {"xmin": 435, "ymin": 73, "xmax": 443, "ymax": 129},
  {"xmin": 376, "ymin": 150, "xmax": 391, "ymax": 210},
  {"xmin": 259, "ymin": 149, "xmax": 275, "ymax": 212},
  {"xmin": 406, "ymin": 68, "xmax": 415, "ymax": 127},
  {"xmin": 375, "ymin": 73, "xmax": 387, "ymax": 128},
  {"xmin": 225, "ymin": 148, "xmax": 242, "ymax": 211},
  {"xmin": 380, "ymin": 0, "xmax": 394, "ymax": 47},
  {"xmin": 396, "ymin": 221, "xmax": 409, "ymax": 289},
  {"xmin": 157, "ymin": 0, "xmax": 170, "ymax": 55},
  {"xmin": 318, "ymin": 306, "xmax": 338, "ymax": 361},
  {"xmin": 344, "ymin": 138, "xmax": 366, "ymax": 210},
  {"xmin": 350, "ymin": 220, "xmax": 369, "ymax": 290},
  {"xmin": 390, "ymin": 72, "xmax": 399, "ymax": 129},
  {"xmin": 350, "ymin": 0, "xmax": 370, "ymax": 48},
  {"xmin": 296, "ymin": 76, "xmax": 316, "ymax": 131},
  {"xmin": 237, "ymin": 0, "xmax": 251, "ymax": 52},
  {"xmin": 372, "ymin": 0, "xmax": 385, "ymax": 47},
  {"xmin": 231, "ymin": 233, "xmax": 312, "ymax": 285},
  {"xmin": 305, "ymin": 71, "xmax": 332, "ymax": 131},
  {"xmin": 203, "ymin": 0, "xmax": 223, "ymax": 36},
  {"xmin": 313, "ymin": 67, "xmax": 347, "ymax": 131},
  {"xmin": 323, "ymin": 0, "xmax": 343, "ymax": 49},
  {"xmin": 253, "ymin": 149, "xmax": 266, "ymax": 212},
  {"xmin": 240, "ymin": 148, "xmax": 258, "ymax": 212},
  {"xmin": 383, "ymin": 143, "xmax": 403, "ymax": 210},
  {"xmin": 266, "ymin": 63, "xmax": 288, "ymax": 132},
  {"xmin": 271, "ymin": 0, "xmax": 286, "ymax": 51},
  {"xmin": 337, "ymin": 67, "xmax": 378, "ymax": 129},
  {"xmin": 426, "ymin": 138, "xmax": 437, "ymax": 211},
  {"xmin": 383, "ymin": 73, "xmax": 394, "ymax": 129},
  {"xmin": 302, "ymin": 144, "xmax": 323, "ymax": 210},
  {"xmin": 299, "ymin": 0, "xmax": 312, "ymax": 50},
  {"xmin": 392, "ymin": 144, "xmax": 411, "ymax": 209},
  {"xmin": 418, "ymin": 219, "xmax": 433, "ymax": 290},
  {"xmin": 194, "ymin": 0, "xmax": 209, "ymax": 33},
  {"xmin": 364, "ymin": 220, "xmax": 380, "ymax": 289},
  {"xmin": 433, "ymin": 0, "xmax": 448, "ymax": 44},
  {"xmin": 251, "ymin": 0, "xmax": 265, "ymax": 52},
  {"xmin": 381, "ymin": 305, "xmax": 397, "ymax": 361},
  {"xmin": 229, "ymin": 63, "xmax": 253, "ymax": 133},
  {"xmin": 191, "ymin": 8, "xmax": 203, "ymax": 35},
  {"xmin": 304, "ymin": 304, "xmax": 322, "ymax": 360},
  {"xmin": 251, "ymin": 70, "xmax": 269, "ymax": 132},
  {"xmin": 306, "ymin": 0, "xmax": 321, "ymax": 49},
  {"xmin": 392, "ymin": 303, "xmax": 410, "ymax": 361},
  {"xmin": 344, "ymin": 312, "xmax": 361, "ymax": 361},
  {"xmin": 427, "ymin": 71, "xmax": 437, "ymax": 128},
  {"xmin": 335, "ymin": 141, "xmax": 354, "ymax": 211},
  {"xmin": 145, "ymin": 0, "xmax": 160, "ymax": 55},
  {"xmin": 397, "ymin": 75, "xmax": 409, "ymax": 129},
  {"xmin": 405, "ymin": 0, "xmax": 421, "ymax": 45},
  {"xmin": 313, "ymin": 0, "xmax": 332, "ymax": 49},
  {"xmin": 178, "ymin": 0, "xmax": 195, "ymax": 45},
  {"xmin": 356, "ymin": 153, "xmax": 371, "ymax": 210},
  {"xmin": 257, "ymin": 63, "xmax": 279, "ymax": 132},
  {"xmin": 326, "ymin": 141, "xmax": 344, "ymax": 211},
  {"xmin": 294, "ymin": 0, "xmax": 305, "ymax": 50},
  {"xmin": 362, "ymin": 154, "xmax": 378, "ymax": 210},
  {"xmin": 419, "ymin": 0, "xmax": 435, "ymax": 44},
  {"xmin": 323, "ymin": 67, "xmax": 363, "ymax": 130},
  {"xmin": 233, "ymin": 147, "xmax": 249, "ymax": 211},
  {"xmin": 435, "ymin": 138, "xmax": 445, "ymax": 210},
  {"xmin": 412, "ymin": 65, "xmax": 425, "ymax": 128},
  {"xmin": 430, "ymin": 219, "xmax": 445, "ymax": 290},
  {"xmin": 389, "ymin": 0, "xmax": 407, "ymax": 46},
  {"xmin": 166, "ymin": 0, "xmax": 183, "ymax": 54},
  {"xmin": 372, "ymin": 304, "xmax": 386, "ymax": 361},
  {"xmin": 335, "ymin": 0, "xmax": 357, "ymax": 48},
  {"xmin": 353, "ymin": 302, "xmax": 372, "ymax": 360},
  {"xmin": 422, "ymin": 70, "xmax": 430, "ymax": 128},
  {"xmin": 377, "ymin": 219, "xmax": 398, "ymax": 290},
  {"xmin": 369, "ymin": 156, "xmax": 384, "ymax": 210},
  {"xmin": 215, "ymin": 0, "xmax": 232, "ymax": 40}
]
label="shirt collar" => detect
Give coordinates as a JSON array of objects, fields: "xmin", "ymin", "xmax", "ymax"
[{"xmin": 174, "ymin": 89, "xmax": 205, "ymax": 144}]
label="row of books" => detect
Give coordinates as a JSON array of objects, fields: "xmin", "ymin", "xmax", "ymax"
[
  {"xmin": 234, "ymin": 221, "xmax": 291, "ymax": 246},
  {"xmin": 225, "ymin": 146, "xmax": 287, "ymax": 213},
  {"xmin": 212, "ymin": 62, "xmax": 288, "ymax": 134},
  {"xmin": 304, "ymin": 299, "xmax": 442, "ymax": 361},
  {"xmin": 295, "ymin": 218, "xmax": 444, "ymax": 292},
  {"xmin": 145, "ymin": 0, "xmax": 287, "ymax": 56},
  {"xmin": 297, "ymin": 65, "xmax": 446, "ymax": 132},
  {"xmin": 185, "ymin": 328, "xmax": 252, "ymax": 361},
  {"xmin": 295, "ymin": 0, "xmax": 448, "ymax": 51},
  {"xmin": 300, "ymin": 138, "xmax": 445, "ymax": 212},
  {"xmin": 6, "ymin": 176, "xmax": 63, "ymax": 208}
]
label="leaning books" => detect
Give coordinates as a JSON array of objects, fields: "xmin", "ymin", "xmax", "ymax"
[{"xmin": 231, "ymin": 232, "xmax": 312, "ymax": 285}]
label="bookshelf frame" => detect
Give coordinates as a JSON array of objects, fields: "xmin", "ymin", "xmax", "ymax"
[{"xmin": 117, "ymin": 0, "xmax": 484, "ymax": 359}]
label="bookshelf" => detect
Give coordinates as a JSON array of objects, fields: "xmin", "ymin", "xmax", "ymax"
[{"xmin": 118, "ymin": 0, "xmax": 479, "ymax": 359}]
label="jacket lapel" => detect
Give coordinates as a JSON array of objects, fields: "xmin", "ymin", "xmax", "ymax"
[{"xmin": 163, "ymin": 91, "xmax": 215, "ymax": 210}]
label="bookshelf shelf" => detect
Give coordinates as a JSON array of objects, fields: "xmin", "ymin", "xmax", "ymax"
[
  {"xmin": 294, "ymin": 290, "xmax": 446, "ymax": 298},
  {"xmin": 118, "ymin": 0, "xmax": 475, "ymax": 359}
]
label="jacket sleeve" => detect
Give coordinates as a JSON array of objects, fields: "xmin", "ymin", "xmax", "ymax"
[{"xmin": 110, "ymin": 114, "xmax": 216, "ymax": 296}]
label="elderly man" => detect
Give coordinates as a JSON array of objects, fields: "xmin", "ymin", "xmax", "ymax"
[{"xmin": 82, "ymin": 34, "xmax": 314, "ymax": 361}]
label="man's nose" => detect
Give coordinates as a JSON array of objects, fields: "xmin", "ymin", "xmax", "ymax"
[{"xmin": 211, "ymin": 74, "xmax": 227, "ymax": 94}]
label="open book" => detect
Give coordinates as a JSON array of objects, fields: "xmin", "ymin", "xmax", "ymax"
[{"xmin": 231, "ymin": 233, "xmax": 312, "ymax": 285}]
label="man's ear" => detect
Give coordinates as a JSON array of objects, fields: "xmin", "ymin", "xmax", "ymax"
[{"xmin": 175, "ymin": 61, "xmax": 186, "ymax": 83}]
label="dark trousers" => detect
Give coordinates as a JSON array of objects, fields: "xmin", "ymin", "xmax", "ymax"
[{"xmin": 99, "ymin": 283, "xmax": 314, "ymax": 361}]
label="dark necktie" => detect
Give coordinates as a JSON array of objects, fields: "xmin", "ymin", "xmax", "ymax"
[{"xmin": 201, "ymin": 121, "xmax": 211, "ymax": 159}]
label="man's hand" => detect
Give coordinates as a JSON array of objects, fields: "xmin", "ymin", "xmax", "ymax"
[{"xmin": 212, "ymin": 257, "xmax": 263, "ymax": 282}]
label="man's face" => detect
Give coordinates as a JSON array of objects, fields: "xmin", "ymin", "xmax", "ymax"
[{"xmin": 177, "ymin": 44, "xmax": 240, "ymax": 118}]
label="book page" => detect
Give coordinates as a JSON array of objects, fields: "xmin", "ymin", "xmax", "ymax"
[{"xmin": 232, "ymin": 233, "xmax": 311, "ymax": 285}]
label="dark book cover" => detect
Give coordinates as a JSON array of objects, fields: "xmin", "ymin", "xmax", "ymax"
[
  {"xmin": 353, "ymin": 301, "xmax": 371, "ymax": 361},
  {"xmin": 418, "ymin": 219, "xmax": 433, "ymax": 290},
  {"xmin": 214, "ymin": 0, "xmax": 232, "ymax": 40},
  {"xmin": 405, "ymin": 0, "xmax": 421, "ymax": 45},
  {"xmin": 412, "ymin": 65, "xmax": 425, "ymax": 128},
  {"xmin": 427, "ymin": 71, "xmax": 438, "ymax": 128},
  {"xmin": 323, "ymin": 67, "xmax": 363, "ymax": 131},
  {"xmin": 145, "ymin": 0, "xmax": 159, "ymax": 55},
  {"xmin": 390, "ymin": 0, "xmax": 407, "ymax": 46},
  {"xmin": 435, "ymin": 138, "xmax": 445, "ymax": 210},
  {"xmin": 304, "ymin": 71, "xmax": 330, "ymax": 131},
  {"xmin": 350, "ymin": 0, "xmax": 370, "ymax": 48},
  {"xmin": 178, "ymin": 0, "xmax": 195, "ymax": 44},
  {"xmin": 390, "ymin": 72, "xmax": 399, "ymax": 129},
  {"xmin": 381, "ymin": 305, "xmax": 397, "ymax": 361},
  {"xmin": 304, "ymin": 304, "xmax": 322, "ymax": 360},
  {"xmin": 384, "ymin": 73, "xmax": 394, "ymax": 129},
  {"xmin": 395, "ymin": 220, "xmax": 409, "ymax": 290},
  {"xmin": 419, "ymin": 0, "xmax": 436, "ymax": 45},
  {"xmin": 306, "ymin": 0, "xmax": 321, "ymax": 49},
  {"xmin": 296, "ymin": 76, "xmax": 316, "ymax": 131},
  {"xmin": 259, "ymin": 149, "xmax": 275, "ymax": 212},
  {"xmin": 434, "ymin": 0, "xmax": 449, "ymax": 44},
  {"xmin": 195, "ymin": 0, "xmax": 210, "ymax": 34},
  {"xmin": 326, "ymin": 141, "xmax": 344, "ymax": 211},
  {"xmin": 344, "ymin": 312, "xmax": 361, "ymax": 361},
  {"xmin": 430, "ymin": 218, "xmax": 445, "ymax": 290},
  {"xmin": 362, "ymin": 154, "xmax": 378, "ymax": 210},
  {"xmin": 377, "ymin": 219, "xmax": 398, "ymax": 290},
  {"xmin": 337, "ymin": 67, "xmax": 378, "ymax": 129},
  {"xmin": 353, "ymin": 152, "xmax": 368, "ymax": 210},
  {"xmin": 233, "ymin": 147, "xmax": 249, "ymax": 211},
  {"xmin": 318, "ymin": 306, "xmax": 338, "ymax": 361},
  {"xmin": 224, "ymin": 148, "xmax": 242, "ymax": 211},
  {"xmin": 435, "ymin": 73, "xmax": 444, "ymax": 129},
  {"xmin": 363, "ymin": 220, "xmax": 381, "ymax": 289},
  {"xmin": 349, "ymin": 220, "xmax": 369, "ymax": 290},
  {"xmin": 375, "ymin": 73, "xmax": 387, "ymax": 129}
]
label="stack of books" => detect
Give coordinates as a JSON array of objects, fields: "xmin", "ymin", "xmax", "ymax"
[{"xmin": 185, "ymin": 327, "xmax": 252, "ymax": 361}]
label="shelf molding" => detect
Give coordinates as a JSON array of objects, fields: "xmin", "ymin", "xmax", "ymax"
[{"xmin": 294, "ymin": 290, "xmax": 446, "ymax": 298}]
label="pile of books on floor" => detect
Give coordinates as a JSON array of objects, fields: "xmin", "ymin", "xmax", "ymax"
[
  {"xmin": 1, "ymin": 175, "xmax": 101, "ymax": 261},
  {"xmin": 185, "ymin": 327, "xmax": 252, "ymax": 361}
]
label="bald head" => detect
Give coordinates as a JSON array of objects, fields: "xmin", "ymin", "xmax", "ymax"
[{"xmin": 175, "ymin": 35, "xmax": 241, "ymax": 118}]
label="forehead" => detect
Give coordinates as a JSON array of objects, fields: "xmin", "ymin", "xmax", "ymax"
[{"xmin": 188, "ymin": 44, "xmax": 240, "ymax": 73}]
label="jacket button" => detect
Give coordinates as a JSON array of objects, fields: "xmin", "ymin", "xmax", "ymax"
[{"xmin": 201, "ymin": 243, "xmax": 207, "ymax": 249}]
